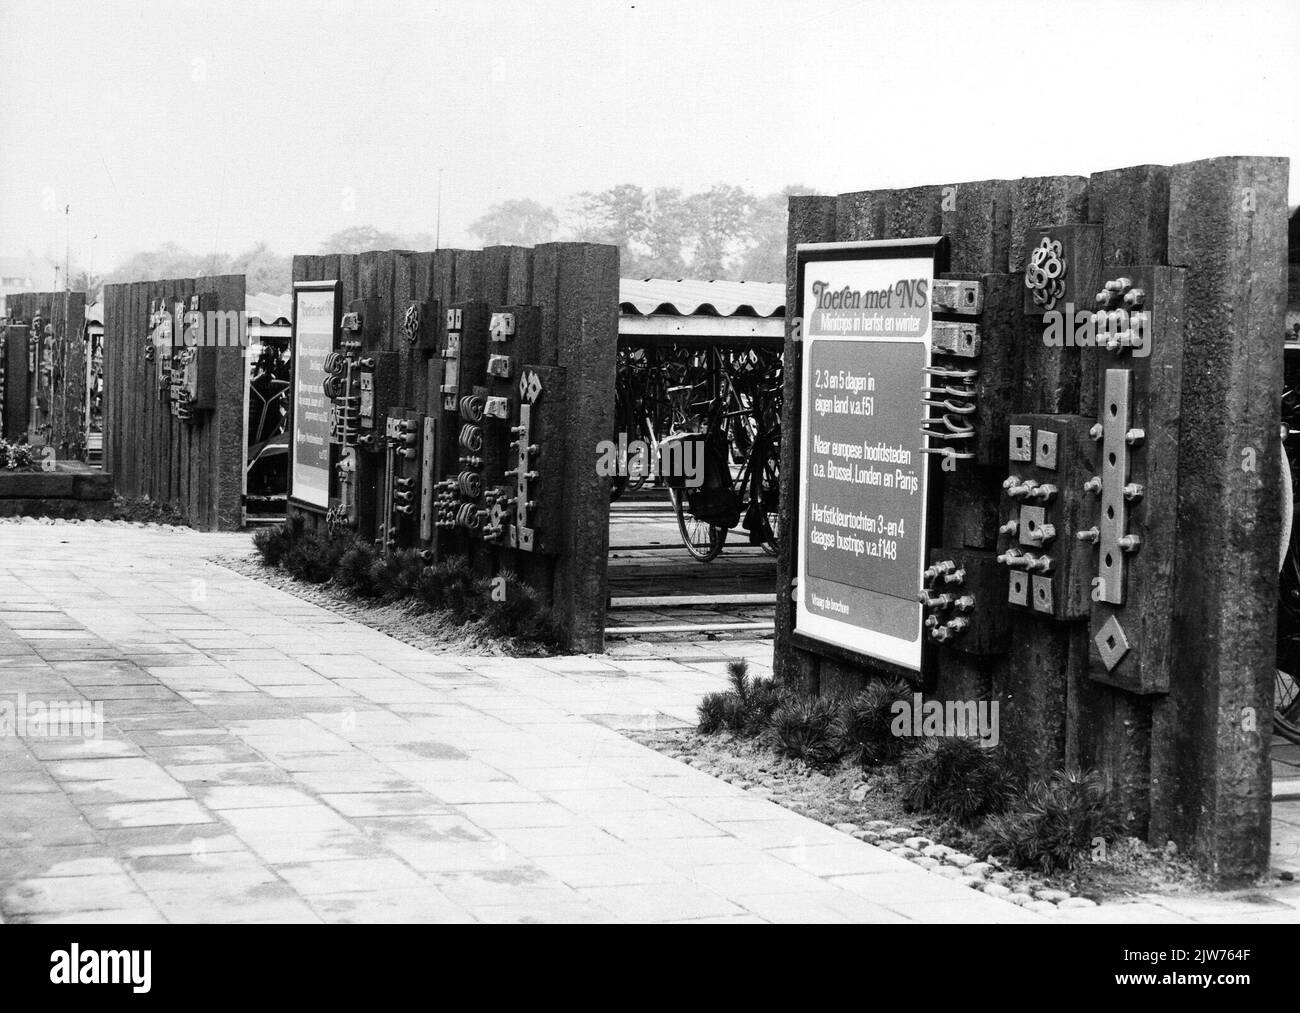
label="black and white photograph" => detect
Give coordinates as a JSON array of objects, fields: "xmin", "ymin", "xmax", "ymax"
[{"xmin": 0, "ymin": 0, "xmax": 1296, "ymax": 988}]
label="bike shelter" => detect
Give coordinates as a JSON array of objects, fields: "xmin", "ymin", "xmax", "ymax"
[
  {"xmin": 242, "ymin": 292, "xmax": 294, "ymax": 526},
  {"xmin": 607, "ymin": 278, "xmax": 786, "ymax": 636}
]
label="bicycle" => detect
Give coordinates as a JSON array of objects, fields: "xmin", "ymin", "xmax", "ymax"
[
  {"xmin": 608, "ymin": 343, "xmax": 782, "ymax": 563},
  {"xmin": 245, "ymin": 341, "xmax": 292, "ymax": 509},
  {"xmin": 668, "ymin": 346, "xmax": 781, "ymax": 563},
  {"xmin": 609, "ymin": 346, "xmax": 702, "ymax": 501},
  {"xmin": 1275, "ymin": 376, "xmax": 1300, "ymax": 743}
]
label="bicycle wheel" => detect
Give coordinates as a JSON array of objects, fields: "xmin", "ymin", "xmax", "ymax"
[
  {"xmin": 669, "ymin": 487, "xmax": 726, "ymax": 563},
  {"xmin": 1277, "ymin": 404, "xmax": 1300, "ymax": 743},
  {"xmin": 624, "ymin": 413, "xmax": 652, "ymax": 493},
  {"xmin": 758, "ymin": 440, "xmax": 780, "ymax": 556}
]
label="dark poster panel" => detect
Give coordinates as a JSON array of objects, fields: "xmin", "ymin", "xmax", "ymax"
[
  {"xmin": 289, "ymin": 281, "xmax": 339, "ymax": 511},
  {"xmin": 794, "ymin": 240, "xmax": 941, "ymax": 673}
]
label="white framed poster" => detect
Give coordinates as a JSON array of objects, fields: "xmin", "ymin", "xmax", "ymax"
[
  {"xmin": 793, "ymin": 238, "xmax": 942, "ymax": 672},
  {"xmin": 289, "ymin": 280, "xmax": 339, "ymax": 511}
]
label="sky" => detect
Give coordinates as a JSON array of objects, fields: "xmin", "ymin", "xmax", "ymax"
[{"xmin": 1, "ymin": 0, "xmax": 1297, "ymax": 274}]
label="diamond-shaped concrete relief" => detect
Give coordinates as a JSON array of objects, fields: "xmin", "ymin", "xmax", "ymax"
[
  {"xmin": 519, "ymin": 369, "xmax": 542, "ymax": 404},
  {"xmin": 1095, "ymin": 614, "xmax": 1130, "ymax": 671}
]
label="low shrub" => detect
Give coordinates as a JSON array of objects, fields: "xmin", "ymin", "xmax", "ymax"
[
  {"xmin": 765, "ymin": 696, "xmax": 841, "ymax": 766},
  {"xmin": 252, "ymin": 515, "xmax": 305, "ymax": 567},
  {"xmin": 697, "ymin": 692, "xmax": 728, "ymax": 734},
  {"xmin": 721, "ymin": 660, "xmax": 749, "ymax": 731},
  {"xmin": 375, "ymin": 548, "xmax": 425, "ymax": 602},
  {"xmin": 835, "ymin": 680, "xmax": 914, "ymax": 767},
  {"xmin": 415, "ymin": 554, "xmax": 475, "ymax": 618},
  {"xmin": 283, "ymin": 527, "xmax": 347, "ymax": 584},
  {"xmin": 476, "ymin": 570, "xmax": 556, "ymax": 640},
  {"xmin": 981, "ymin": 767, "xmax": 1124, "ymax": 874},
  {"xmin": 742, "ymin": 673, "xmax": 783, "ymax": 733},
  {"xmin": 335, "ymin": 540, "xmax": 383, "ymax": 596},
  {"xmin": 694, "ymin": 660, "xmax": 785, "ymax": 736},
  {"xmin": 719, "ymin": 694, "xmax": 750, "ymax": 734},
  {"xmin": 733, "ymin": 660, "xmax": 785, "ymax": 732},
  {"xmin": 899, "ymin": 737, "xmax": 1014, "ymax": 825},
  {"xmin": 255, "ymin": 521, "xmax": 561, "ymax": 647}
]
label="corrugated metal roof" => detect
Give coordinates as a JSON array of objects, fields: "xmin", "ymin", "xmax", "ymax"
[
  {"xmin": 245, "ymin": 292, "xmax": 292, "ymax": 325},
  {"xmin": 620, "ymin": 278, "xmax": 784, "ymax": 318},
  {"xmin": 94, "ymin": 285, "xmax": 786, "ymax": 327}
]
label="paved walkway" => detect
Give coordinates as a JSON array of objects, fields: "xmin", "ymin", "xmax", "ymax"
[{"xmin": 0, "ymin": 522, "xmax": 1296, "ymax": 923}]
